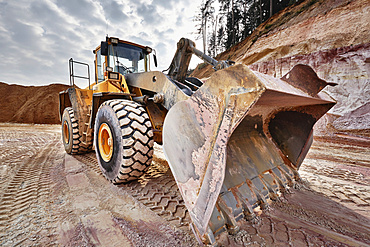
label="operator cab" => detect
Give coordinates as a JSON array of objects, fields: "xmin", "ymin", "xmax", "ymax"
[{"xmin": 93, "ymin": 37, "xmax": 155, "ymax": 83}]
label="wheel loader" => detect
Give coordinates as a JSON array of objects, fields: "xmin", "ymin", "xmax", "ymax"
[{"xmin": 59, "ymin": 36, "xmax": 336, "ymax": 245}]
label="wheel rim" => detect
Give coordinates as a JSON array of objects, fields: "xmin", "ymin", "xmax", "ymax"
[
  {"xmin": 63, "ymin": 121, "xmax": 69, "ymax": 144},
  {"xmin": 98, "ymin": 123, "xmax": 114, "ymax": 162}
]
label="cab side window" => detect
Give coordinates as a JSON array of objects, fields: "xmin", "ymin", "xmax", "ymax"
[{"xmin": 96, "ymin": 49, "xmax": 104, "ymax": 82}]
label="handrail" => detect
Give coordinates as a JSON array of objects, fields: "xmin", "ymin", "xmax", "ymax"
[{"xmin": 69, "ymin": 58, "xmax": 91, "ymax": 89}]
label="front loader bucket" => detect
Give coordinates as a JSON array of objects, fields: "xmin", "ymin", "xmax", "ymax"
[{"xmin": 162, "ymin": 64, "xmax": 335, "ymax": 244}]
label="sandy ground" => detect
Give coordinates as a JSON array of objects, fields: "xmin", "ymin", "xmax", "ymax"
[{"xmin": 0, "ymin": 123, "xmax": 369, "ymax": 246}]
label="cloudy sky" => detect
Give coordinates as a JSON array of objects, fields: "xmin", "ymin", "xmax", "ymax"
[{"xmin": 0, "ymin": 0, "xmax": 204, "ymax": 87}]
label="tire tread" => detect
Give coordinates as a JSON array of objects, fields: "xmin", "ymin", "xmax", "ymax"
[
  {"xmin": 98, "ymin": 100, "xmax": 153, "ymax": 184},
  {"xmin": 63, "ymin": 107, "xmax": 92, "ymax": 154}
]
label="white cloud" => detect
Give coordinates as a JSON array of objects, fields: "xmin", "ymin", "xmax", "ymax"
[{"xmin": 0, "ymin": 0, "xmax": 204, "ymax": 86}]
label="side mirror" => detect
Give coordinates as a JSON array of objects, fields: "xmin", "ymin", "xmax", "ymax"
[
  {"xmin": 153, "ymin": 54, "xmax": 158, "ymax": 67},
  {"xmin": 101, "ymin": 41, "xmax": 108, "ymax": 56}
]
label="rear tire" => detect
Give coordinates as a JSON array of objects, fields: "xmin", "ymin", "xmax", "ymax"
[
  {"xmin": 62, "ymin": 107, "xmax": 92, "ymax": 154},
  {"xmin": 94, "ymin": 99, "xmax": 154, "ymax": 184}
]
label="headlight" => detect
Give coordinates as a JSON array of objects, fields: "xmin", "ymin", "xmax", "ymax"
[
  {"xmin": 108, "ymin": 71, "xmax": 119, "ymax": 80},
  {"xmin": 110, "ymin": 37, "xmax": 119, "ymax": 45}
]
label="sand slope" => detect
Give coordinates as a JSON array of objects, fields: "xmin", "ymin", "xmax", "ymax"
[{"xmin": 0, "ymin": 82, "xmax": 69, "ymax": 124}]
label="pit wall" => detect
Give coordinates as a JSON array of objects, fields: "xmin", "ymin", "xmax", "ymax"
[{"xmin": 249, "ymin": 43, "xmax": 370, "ymax": 130}]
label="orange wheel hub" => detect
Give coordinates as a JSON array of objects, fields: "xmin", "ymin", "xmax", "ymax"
[
  {"xmin": 63, "ymin": 121, "xmax": 69, "ymax": 144},
  {"xmin": 98, "ymin": 123, "xmax": 113, "ymax": 162}
]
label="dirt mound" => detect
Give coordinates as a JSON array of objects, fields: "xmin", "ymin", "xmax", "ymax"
[{"xmin": 0, "ymin": 82, "xmax": 69, "ymax": 124}]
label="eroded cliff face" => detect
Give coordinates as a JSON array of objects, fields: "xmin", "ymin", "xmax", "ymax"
[
  {"xmin": 250, "ymin": 43, "xmax": 370, "ymax": 116},
  {"xmin": 238, "ymin": 0, "xmax": 370, "ymax": 65},
  {"xmin": 192, "ymin": 0, "xmax": 369, "ymax": 132}
]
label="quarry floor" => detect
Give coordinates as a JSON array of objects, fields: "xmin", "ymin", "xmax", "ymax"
[{"xmin": 0, "ymin": 123, "xmax": 369, "ymax": 246}]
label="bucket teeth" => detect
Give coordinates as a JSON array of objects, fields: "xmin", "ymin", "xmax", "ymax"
[
  {"xmin": 277, "ymin": 165, "xmax": 295, "ymax": 187},
  {"xmin": 247, "ymin": 178, "xmax": 269, "ymax": 210},
  {"xmin": 230, "ymin": 188, "xmax": 256, "ymax": 221},
  {"xmin": 259, "ymin": 174, "xmax": 279, "ymax": 201},
  {"xmin": 269, "ymin": 168, "xmax": 289, "ymax": 193},
  {"xmin": 216, "ymin": 197, "xmax": 240, "ymax": 235},
  {"xmin": 205, "ymin": 227, "xmax": 218, "ymax": 246}
]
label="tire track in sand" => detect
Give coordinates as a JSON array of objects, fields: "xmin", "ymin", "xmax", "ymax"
[
  {"xmin": 75, "ymin": 150, "xmax": 193, "ymax": 232},
  {"xmin": 0, "ymin": 129, "xmax": 61, "ymax": 246}
]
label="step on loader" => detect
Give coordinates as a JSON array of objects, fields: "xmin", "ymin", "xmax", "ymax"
[{"xmin": 59, "ymin": 37, "xmax": 336, "ymax": 245}]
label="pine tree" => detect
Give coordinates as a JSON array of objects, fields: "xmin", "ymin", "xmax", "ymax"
[
  {"xmin": 194, "ymin": 0, "xmax": 215, "ymax": 53},
  {"xmin": 198, "ymin": 0, "xmax": 300, "ymax": 56}
]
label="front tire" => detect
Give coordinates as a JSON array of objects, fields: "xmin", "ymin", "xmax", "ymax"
[{"xmin": 94, "ymin": 99, "xmax": 154, "ymax": 184}]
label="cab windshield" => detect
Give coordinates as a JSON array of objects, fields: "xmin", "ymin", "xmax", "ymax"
[{"xmin": 108, "ymin": 43, "xmax": 147, "ymax": 75}]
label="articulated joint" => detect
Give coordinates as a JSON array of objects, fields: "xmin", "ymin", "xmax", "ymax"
[
  {"xmin": 132, "ymin": 93, "xmax": 164, "ymax": 105},
  {"xmin": 213, "ymin": 60, "xmax": 235, "ymax": 71}
]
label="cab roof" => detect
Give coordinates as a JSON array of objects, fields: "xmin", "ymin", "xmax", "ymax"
[{"xmin": 93, "ymin": 36, "xmax": 149, "ymax": 53}]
